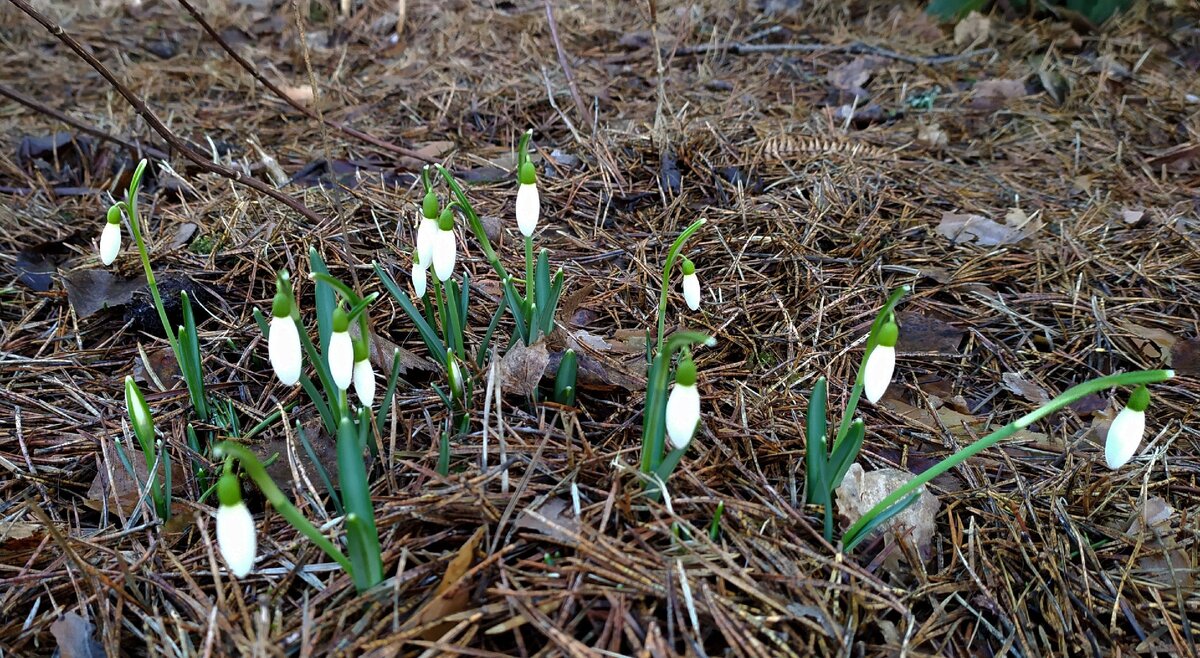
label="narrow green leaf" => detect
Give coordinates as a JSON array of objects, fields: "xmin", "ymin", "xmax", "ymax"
[
  {"xmin": 336, "ymin": 412, "xmax": 383, "ymax": 591},
  {"xmin": 296, "ymin": 420, "xmax": 342, "ymax": 514},
  {"xmin": 543, "ymin": 270, "xmax": 564, "ymax": 337},
  {"xmin": 502, "ymin": 278, "xmax": 529, "ymax": 345},
  {"xmin": 309, "ymin": 248, "xmax": 335, "ymax": 354},
  {"xmin": 376, "ymin": 350, "xmax": 404, "ymax": 431},
  {"xmin": 828, "ymin": 419, "xmax": 866, "ymax": 491},
  {"xmin": 804, "ymin": 377, "xmax": 828, "ymax": 501},
  {"xmin": 477, "ymin": 301, "xmax": 506, "ymax": 370},
  {"xmin": 373, "ymin": 262, "xmax": 448, "ymax": 364},
  {"xmin": 437, "ymin": 431, "xmax": 450, "ymax": 476},
  {"xmin": 534, "ymin": 249, "xmax": 550, "ymax": 330},
  {"xmin": 554, "ymin": 350, "xmax": 577, "ymax": 405}
]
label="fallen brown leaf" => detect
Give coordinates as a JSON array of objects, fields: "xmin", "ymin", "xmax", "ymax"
[
  {"xmin": 953, "ymin": 11, "xmax": 990, "ymax": 46},
  {"xmin": 499, "ymin": 340, "xmax": 550, "ymax": 397},
  {"xmin": 896, "ymin": 311, "xmax": 964, "ymax": 355},
  {"xmin": 968, "ymin": 78, "xmax": 1027, "ymax": 110},
  {"xmin": 836, "ymin": 463, "xmax": 941, "ymax": 574},
  {"xmin": 64, "ymin": 270, "xmax": 145, "ymax": 318},
  {"xmin": 1001, "ymin": 372, "xmax": 1050, "ymax": 403},
  {"xmin": 1118, "ymin": 321, "xmax": 1176, "ymax": 364},
  {"xmin": 406, "ymin": 526, "xmax": 485, "ymax": 640},
  {"xmin": 935, "ymin": 209, "xmax": 1041, "ymax": 246},
  {"xmin": 50, "ymin": 612, "xmax": 104, "ymax": 658}
]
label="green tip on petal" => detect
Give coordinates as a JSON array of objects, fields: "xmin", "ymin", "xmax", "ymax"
[
  {"xmin": 271, "ymin": 291, "xmax": 291, "ymax": 318},
  {"xmin": 217, "ymin": 472, "xmax": 242, "ymax": 507},
  {"xmin": 332, "ymin": 307, "xmax": 349, "ymax": 333},
  {"xmin": 353, "ymin": 338, "xmax": 369, "ymax": 362},
  {"xmin": 422, "ymin": 191, "xmax": 439, "ymax": 219},
  {"xmin": 681, "ymin": 258, "xmax": 695, "ymax": 275},
  {"xmin": 877, "ymin": 321, "xmax": 899, "ymax": 348},
  {"xmin": 675, "ymin": 357, "xmax": 698, "ymax": 387},
  {"xmin": 437, "ymin": 207, "xmax": 455, "ymax": 231},
  {"xmin": 1127, "ymin": 384, "xmax": 1150, "ymax": 412},
  {"xmin": 412, "ymin": 248, "xmax": 421, "ymax": 265},
  {"xmin": 106, "ymin": 205, "xmax": 122, "ymax": 225},
  {"xmin": 518, "ymin": 161, "xmax": 537, "ymax": 185}
]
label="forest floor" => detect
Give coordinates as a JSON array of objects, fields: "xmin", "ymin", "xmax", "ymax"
[{"xmin": 1, "ymin": 0, "xmax": 1199, "ymax": 656}]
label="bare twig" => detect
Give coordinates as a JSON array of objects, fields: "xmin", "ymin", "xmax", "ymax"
[
  {"xmin": 7, "ymin": 0, "xmax": 326, "ymax": 224},
  {"xmin": 174, "ymin": 0, "xmax": 433, "ymax": 164},
  {"xmin": 0, "ymin": 82, "xmax": 170, "ymax": 162},
  {"xmin": 543, "ymin": 0, "xmax": 594, "ymax": 135}
]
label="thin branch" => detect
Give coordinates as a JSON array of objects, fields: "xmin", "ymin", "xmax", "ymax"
[
  {"xmin": 0, "ymin": 83, "xmax": 170, "ymax": 162},
  {"xmin": 543, "ymin": 0, "xmax": 595, "ymax": 135},
  {"xmin": 174, "ymin": 0, "xmax": 433, "ymax": 164},
  {"xmin": 8, "ymin": 0, "xmax": 325, "ymax": 224}
]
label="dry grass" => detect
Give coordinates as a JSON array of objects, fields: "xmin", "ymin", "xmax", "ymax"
[{"xmin": 1, "ymin": 0, "xmax": 1199, "ymax": 655}]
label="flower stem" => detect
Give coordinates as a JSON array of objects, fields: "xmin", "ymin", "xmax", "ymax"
[
  {"xmin": 125, "ymin": 160, "xmax": 178, "ymax": 353},
  {"xmin": 841, "ymin": 369, "xmax": 1173, "ymax": 550},
  {"xmin": 213, "ymin": 442, "xmax": 354, "ymax": 574},
  {"xmin": 655, "ymin": 219, "xmax": 706, "ymax": 354}
]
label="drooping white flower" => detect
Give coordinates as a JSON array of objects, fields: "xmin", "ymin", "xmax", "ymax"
[
  {"xmin": 416, "ymin": 216, "xmax": 437, "ymax": 266},
  {"xmin": 215, "ymin": 473, "xmax": 256, "ymax": 578},
  {"xmin": 431, "ymin": 209, "xmax": 457, "ymax": 282},
  {"xmin": 352, "ymin": 340, "xmax": 375, "ymax": 408},
  {"xmin": 664, "ymin": 358, "xmax": 701, "ymax": 451},
  {"xmin": 100, "ymin": 206, "xmax": 122, "ymax": 265},
  {"xmin": 412, "ymin": 251, "xmax": 428, "ymax": 298},
  {"xmin": 863, "ymin": 321, "xmax": 898, "ymax": 404},
  {"xmin": 681, "ymin": 257, "xmax": 700, "ymax": 311},
  {"xmin": 1106, "ymin": 385, "xmax": 1150, "ymax": 469},
  {"xmin": 268, "ymin": 292, "xmax": 302, "ymax": 386},
  {"xmin": 516, "ymin": 161, "xmax": 540, "ymax": 237},
  {"xmin": 328, "ymin": 309, "xmax": 354, "ymax": 391}
]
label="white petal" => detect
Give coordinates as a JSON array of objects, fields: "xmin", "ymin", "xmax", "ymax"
[
  {"xmin": 412, "ymin": 262, "xmax": 427, "ymax": 298},
  {"xmin": 664, "ymin": 383, "xmax": 701, "ymax": 451},
  {"xmin": 353, "ymin": 359, "xmax": 376, "ymax": 407},
  {"xmin": 682, "ymin": 273, "xmax": 701, "ymax": 311},
  {"xmin": 516, "ymin": 183, "xmax": 540, "ymax": 237},
  {"xmin": 328, "ymin": 331, "xmax": 354, "ymax": 391},
  {"xmin": 1105, "ymin": 407, "xmax": 1146, "ymax": 469},
  {"xmin": 432, "ymin": 228, "xmax": 457, "ymax": 282},
  {"xmin": 863, "ymin": 345, "xmax": 896, "ymax": 404},
  {"xmin": 99, "ymin": 222, "xmax": 121, "ymax": 265},
  {"xmin": 416, "ymin": 217, "xmax": 437, "ymax": 266},
  {"xmin": 216, "ymin": 503, "xmax": 257, "ymax": 578},
  {"xmin": 268, "ymin": 316, "xmax": 302, "ymax": 386}
]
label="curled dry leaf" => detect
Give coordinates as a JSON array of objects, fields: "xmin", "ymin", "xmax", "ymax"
[
  {"xmin": 935, "ymin": 209, "xmax": 1042, "ymax": 246},
  {"xmin": 1001, "ymin": 372, "xmax": 1050, "ymax": 403},
  {"xmin": 1118, "ymin": 321, "xmax": 1176, "ymax": 364},
  {"xmin": 968, "ymin": 78, "xmax": 1027, "ymax": 110},
  {"xmin": 64, "ymin": 270, "xmax": 145, "ymax": 319},
  {"xmin": 837, "ymin": 463, "xmax": 941, "ymax": 574},
  {"xmin": 514, "ymin": 498, "xmax": 581, "ymax": 545},
  {"xmin": 499, "ymin": 340, "xmax": 550, "ymax": 397},
  {"xmin": 1126, "ymin": 496, "xmax": 1193, "ymax": 588},
  {"xmin": 896, "ymin": 311, "xmax": 964, "ymax": 355},
  {"xmin": 50, "ymin": 612, "xmax": 104, "ymax": 658},
  {"xmin": 1170, "ymin": 337, "xmax": 1200, "ymax": 376},
  {"xmin": 953, "ymin": 11, "xmax": 991, "ymax": 46},
  {"xmin": 405, "ymin": 526, "xmax": 485, "ymax": 640},
  {"xmin": 1119, "ymin": 208, "xmax": 1145, "ymax": 224}
]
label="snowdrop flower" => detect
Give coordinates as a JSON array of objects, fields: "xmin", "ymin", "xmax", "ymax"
[
  {"xmin": 516, "ymin": 161, "xmax": 540, "ymax": 237},
  {"xmin": 431, "ymin": 207, "xmax": 457, "ymax": 282},
  {"xmin": 100, "ymin": 205, "xmax": 122, "ymax": 265},
  {"xmin": 416, "ymin": 189, "xmax": 439, "ymax": 266},
  {"xmin": 863, "ymin": 320, "xmax": 898, "ymax": 404},
  {"xmin": 328, "ymin": 308, "xmax": 354, "ymax": 391},
  {"xmin": 268, "ymin": 290, "xmax": 302, "ymax": 386},
  {"xmin": 1105, "ymin": 385, "xmax": 1150, "ymax": 469},
  {"xmin": 215, "ymin": 472, "xmax": 256, "ymax": 578},
  {"xmin": 681, "ymin": 257, "xmax": 700, "ymax": 311},
  {"xmin": 411, "ymin": 250, "xmax": 428, "ymax": 298},
  {"xmin": 664, "ymin": 356, "xmax": 701, "ymax": 451},
  {"xmin": 352, "ymin": 339, "xmax": 375, "ymax": 408}
]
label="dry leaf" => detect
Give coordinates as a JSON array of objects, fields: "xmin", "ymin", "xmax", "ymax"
[
  {"xmin": 479, "ymin": 215, "xmax": 503, "ymax": 244},
  {"xmin": 1127, "ymin": 497, "xmax": 1192, "ymax": 588},
  {"xmin": 1001, "ymin": 372, "xmax": 1050, "ymax": 403},
  {"xmin": 64, "ymin": 270, "xmax": 144, "ymax": 318},
  {"xmin": 258, "ymin": 415, "xmax": 340, "ymax": 491},
  {"xmin": 569, "ymin": 329, "xmax": 612, "ymax": 353},
  {"xmin": 405, "ymin": 526, "xmax": 484, "ymax": 639},
  {"xmin": 397, "ymin": 141, "xmax": 455, "ymax": 170},
  {"xmin": 1128, "ymin": 497, "xmax": 1174, "ymax": 536},
  {"xmin": 281, "ymin": 84, "xmax": 314, "ymax": 105},
  {"xmin": 827, "ymin": 57, "xmax": 875, "ymax": 97},
  {"xmin": 836, "ymin": 464, "xmax": 941, "ymax": 573},
  {"xmin": 1120, "ymin": 208, "xmax": 1145, "ymax": 224},
  {"xmin": 514, "ymin": 498, "xmax": 580, "ymax": 545},
  {"xmin": 917, "ymin": 122, "xmax": 948, "ymax": 149},
  {"xmin": 935, "ymin": 210, "xmax": 1041, "ymax": 246},
  {"xmin": 968, "ymin": 78, "xmax": 1026, "ymax": 110},
  {"xmin": 169, "ymin": 223, "xmax": 197, "ymax": 250},
  {"xmin": 50, "ymin": 612, "xmax": 104, "ymax": 658},
  {"xmin": 86, "ymin": 448, "xmax": 185, "ymax": 514},
  {"xmin": 1170, "ymin": 337, "xmax": 1200, "ymax": 376},
  {"xmin": 953, "ymin": 11, "xmax": 991, "ymax": 46},
  {"xmin": 1118, "ymin": 321, "xmax": 1176, "ymax": 364},
  {"xmin": 367, "ymin": 331, "xmax": 435, "ymax": 376},
  {"xmin": 896, "ymin": 311, "xmax": 964, "ymax": 355},
  {"xmin": 499, "ymin": 340, "xmax": 550, "ymax": 397}
]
